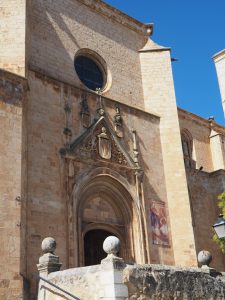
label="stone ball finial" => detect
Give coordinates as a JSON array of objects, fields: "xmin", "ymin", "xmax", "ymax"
[
  {"xmin": 197, "ymin": 250, "xmax": 212, "ymax": 267},
  {"xmin": 147, "ymin": 28, "xmax": 152, "ymax": 35},
  {"xmin": 103, "ymin": 236, "xmax": 120, "ymax": 256},
  {"xmin": 41, "ymin": 237, "xmax": 56, "ymax": 254}
]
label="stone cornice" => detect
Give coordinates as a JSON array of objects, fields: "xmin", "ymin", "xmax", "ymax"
[
  {"xmin": 139, "ymin": 38, "xmax": 170, "ymax": 53},
  {"xmin": 76, "ymin": 0, "xmax": 153, "ymax": 36},
  {"xmin": 212, "ymin": 49, "xmax": 225, "ymax": 61},
  {"xmin": 0, "ymin": 68, "xmax": 28, "ymax": 106},
  {"xmin": 139, "ymin": 47, "xmax": 171, "ymax": 53},
  {"xmin": 178, "ymin": 107, "xmax": 225, "ymax": 134},
  {"xmin": 0, "ymin": 68, "xmax": 27, "ymax": 86}
]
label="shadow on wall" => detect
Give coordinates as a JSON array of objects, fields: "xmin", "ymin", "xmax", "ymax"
[
  {"xmin": 187, "ymin": 170, "xmax": 225, "ymax": 272},
  {"xmin": 28, "ymin": 0, "xmax": 147, "ymax": 104},
  {"xmin": 122, "ymin": 113, "xmax": 175, "ymax": 266},
  {"xmin": 25, "ymin": 1, "xmax": 165, "ymax": 298}
]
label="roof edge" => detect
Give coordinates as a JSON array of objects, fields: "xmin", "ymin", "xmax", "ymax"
[
  {"xmin": 139, "ymin": 39, "xmax": 171, "ymax": 53},
  {"xmin": 178, "ymin": 107, "xmax": 225, "ymax": 133},
  {"xmin": 139, "ymin": 47, "xmax": 171, "ymax": 53},
  {"xmin": 76, "ymin": 0, "xmax": 153, "ymax": 36},
  {"xmin": 0, "ymin": 68, "xmax": 27, "ymax": 83},
  {"xmin": 212, "ymin": 49, "xmax": 225, "ymax": 61}
]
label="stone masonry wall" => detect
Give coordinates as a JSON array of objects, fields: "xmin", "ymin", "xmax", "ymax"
[
  {"xmin": 0, "ymin": 0, "xmax": 26, "ymax": 76},
  {"xmin": 124, "ymin": 264, "xmax": 225, "ymax": 299},
  {"xmin": 187, "ymin": 169, "xmax": 225, "ymax": 271},
  {"xmin": 28, "ymin": 0, "xmax": 148, "ymax": 108},
  {"xmin": 178, "ymin": 109, "xmax": 225, "ymax": 270},
  {"xmin": 26, "ymin": 69, "xmax": 173, "ymax": 299},
  {"xmin": 213, "ymin": 50, "xmax": 225, "ymax": 117},
  {"xmin": 140, "ymin": 47, "xmax": 197, "ymax": 267},
  {"xmin": 37, "ymin": 262, "xmax": 225, "ymax": 300},
  {"xmin": 39, "ymin": 266, "xmax": 102, "ymax": 300},
  {"xmin": 178, "ymin": 109, "xmax": 214, "ymax": 172},
  {"xmin": 0, "ymin": 70, "xmax": 26, "ymax": 299}
]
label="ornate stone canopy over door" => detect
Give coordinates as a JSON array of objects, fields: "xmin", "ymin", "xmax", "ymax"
[
  {"xmin": 61, "ymin": 99, "xmax": 148, "ymax": 267},
  {"xmin": 76, "ymin": 175, "xmax": 135, "ymax": 266}
]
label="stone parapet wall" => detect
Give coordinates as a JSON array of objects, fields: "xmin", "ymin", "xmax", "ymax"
[
  {"xmin": 124, "ymin": 264, "xmax": 225, "ymax": 299},
  {"xmin": 38, "ymin": 260, "xmax": 128, "ymax": 299},
  {"xmin": 40, "ymin": 266, "xmax": 102, "ymax": 300},
  {"xmin": 37, "ymin": 263, "xmax": 225, "ymax": 300}
]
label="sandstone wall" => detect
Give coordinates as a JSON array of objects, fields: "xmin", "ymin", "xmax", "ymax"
[
  {"xmin": 213, "ymin": 50, "xmax": 225, "ymax": 117},
  {"xmin": 178, "ymin": 109, "xmax": 225, "ymax": 271},
  {"xmin": 26, "ymin": 71, "xmax": 68, "ymax": 299},
  {"xmin": 0, "ymin": 70, "xmax": 26, "ymax": 299},
  {"xmin": 26, "ymin": 69, "xmax": 173, "ymax": 299},
  {"xmin": 210, "ymin": 130, "xmax": 225, "ymax": 171},
  {"xmin": 37, "ymin": 262, "xmax": 225, "ymax": 300},
  {"xmin": 178, "ymin": 109, "xmax": 213, "ymax": 172},
  {"xmin": 0, "ymin": 0, "xmax": 26, "ymax": 76},
  {"xmin": 39, "ymin": 266, "xmax": 102, "ymax": 300},
  {"xmin": 140, "ymin": 46, "xmax": 197, "ymax": 266},
  {"xmin": 124, "ymin": 264, "xmax": 225, "ymax": 299},
  {"xmin": 28, "ymin": 0, "xmax": 148, "ymax": 108},
  {"xmin": 187, "ymin": 170, "xmax": 225, "ymax": 271}
]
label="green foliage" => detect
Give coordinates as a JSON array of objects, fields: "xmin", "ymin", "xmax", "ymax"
[
  {"xmin": 212, "ymin": 233, "xmax": 225, "ymax": 253},
  {"xmin": 218, "ymin": 192, "xmax": 225, "ymax": 216},
  {"xmin": 213, "ymin": 192, "xmax": 225, "ymax": 253}
]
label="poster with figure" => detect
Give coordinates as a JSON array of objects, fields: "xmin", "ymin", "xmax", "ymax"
[{"xmin": 150, "ymin": 201, "xmax": 169, "ymax": 246}]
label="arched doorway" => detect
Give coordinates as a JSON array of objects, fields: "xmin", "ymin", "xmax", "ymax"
[
  {"xmin": 84, "ymin": 229, "xmax": 116, "ymax": 266},
  {"xmin": 74, "ymin": 175, "xmax": 140, "ymax": 266},
  {"xmin": 80, "ymin": 191, "xmax": 128, "ymax": 265}
]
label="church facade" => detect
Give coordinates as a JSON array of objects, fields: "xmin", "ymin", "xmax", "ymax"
[{"xmin": 0, "ymin": 1, "xmax": 225, "ymax": 299}]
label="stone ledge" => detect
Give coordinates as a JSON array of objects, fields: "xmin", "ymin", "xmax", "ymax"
[
  {"xmin": 0, "ymin": 68, "xmax": 27, "ymax": 106},
  {"xmin": 76, "ymin": 0, "xmax": 153, "ymax": 37},
  {"xmin": 212, "ymin": 49, "xmax": 225, "ymax": 61}
]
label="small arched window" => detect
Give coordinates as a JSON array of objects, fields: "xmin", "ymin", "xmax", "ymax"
[{"xmin": 181, "ymin": 130, "xmax": 193, "ymax": 168}]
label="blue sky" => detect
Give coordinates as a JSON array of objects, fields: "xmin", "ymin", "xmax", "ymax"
[{"xmin": 104, "ymin": 0, "xmax": 225, "ymax": 125}]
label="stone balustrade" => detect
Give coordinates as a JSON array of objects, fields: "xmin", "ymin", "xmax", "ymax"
[{"xmin": 37, "ymin": 237, "xmax": 225, "ymax": 300}]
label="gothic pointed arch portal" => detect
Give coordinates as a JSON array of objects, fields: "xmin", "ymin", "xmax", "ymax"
[
  {"xmin": 84, "ymin": 229, "xmax": 117, "ymax": 266},
  {"xmin": 73, "ymin": 174, "xmax": 143, "ymax": 266}
]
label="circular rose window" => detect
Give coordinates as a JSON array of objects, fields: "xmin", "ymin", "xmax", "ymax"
[{"xmin": 74, "ymin": 55, "xmax": 105, "ymax": 91}]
